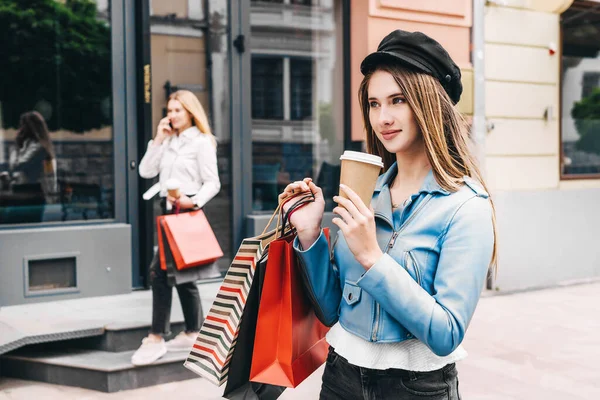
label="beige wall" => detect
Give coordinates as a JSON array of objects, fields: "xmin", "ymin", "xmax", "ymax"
[
  {"xmin": 150, "ymin": 34, "xmax": 208, "ymax": 135},
  {"xmin": 151, "ymin": 0, "xmax": 188, "ymax": 18},
  {"xmin": 481, "ymin": 0, "xmax": 600, "ymax": 192},
  {"xmin": 350, "ymin": 0, "xmax": 473, "ymax": 141}
]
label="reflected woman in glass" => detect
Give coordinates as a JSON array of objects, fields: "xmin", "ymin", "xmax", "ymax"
[
  {"xmin": 133, "ymin": 90, "xmax": 221, "ymax": 366},
  {"xmin": 8, "ymin": 111, "xmax": 57, "ymax": 205}
]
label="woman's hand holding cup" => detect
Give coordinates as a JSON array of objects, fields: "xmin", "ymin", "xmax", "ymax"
[
  {"xmin": 279, "ymin": 178, "xmax": 325, "ymax": 249},
  {"xmin": 165, "ymin": 178, "xmax": 194, "ymax": 209}
]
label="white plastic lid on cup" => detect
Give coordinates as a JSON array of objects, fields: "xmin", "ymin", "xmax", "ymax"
[
  {"xmin": 339, "ymin": 151, "xmax": 384, "ymax": 168},
  {"xmin": 165, "ymin": 178, "xmax": 180, "ymax": 190}
]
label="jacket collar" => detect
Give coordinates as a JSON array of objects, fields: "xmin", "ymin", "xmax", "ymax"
[
  {"xmin": 373, "ymin": 162, "xmax": 449, "ymax": 225},
  {"xmin": 374, "ymin": 162, "xmax": 450, "ymax": 195},
  {"xmin": 179, "ymin": 126, "xmax": 201, "ymax": 139},
  {"xmin": 167, "ymin": 126, "xmax": 200, "ymax": 150}
]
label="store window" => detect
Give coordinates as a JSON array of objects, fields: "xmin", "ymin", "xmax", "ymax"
[
  {"xmin": 0, "ymin": 0, "xmax": 114, "ymax": 224},
  {"xmin": 561, "ymin": 1, "xmax": 600, "ymax": 177},
  {"xmin": 250, "ymin": 0, "xmax": 345, "ymax": 211},
  {"xmin": 147, "ymin": 0, "xmax": 233, "ymax": 273}
]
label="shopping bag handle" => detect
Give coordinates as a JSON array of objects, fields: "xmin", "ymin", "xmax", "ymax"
[
  {"xmin": 260, "ymin": 202, "xmax": 283, "ymax": 236},
  {"xmin": 260, "ymin": 191, "xmax": 311, "ymax": 236},
  {"xmin": 260, "ymin": 193, "xmax": 298, "ymax": 236},
  {"xmin": 281, "ymin": 192, "xmax": 315, "ymax": 235}
]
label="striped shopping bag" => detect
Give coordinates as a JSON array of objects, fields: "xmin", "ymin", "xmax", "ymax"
[{"xmin": 184, "ymin": 205, "xmax": 289, "ymax": 386}]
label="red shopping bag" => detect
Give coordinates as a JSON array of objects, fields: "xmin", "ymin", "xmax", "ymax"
[
  {"xmin": 249, "ymin": 230, "xmax": 330, "ymax": 388},
  {"xmin": 157, "ymin": 210, "xmax": 223, "ymax": 271}
]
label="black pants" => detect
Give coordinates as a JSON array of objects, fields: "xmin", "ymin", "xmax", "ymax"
[
  {"xmin": 320, "ymin": 347, "xmax": 461, "ymax": 400},
  {"xmin": 149, "ymin": 199, "xmax": 204, "ymax": 336},
  {"xmin": 149, "ymin": 256, "xmax": 203, "ymax": 335}
]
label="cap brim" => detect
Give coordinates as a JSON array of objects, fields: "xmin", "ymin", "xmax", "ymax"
[{"xmin": 360, "ymin": 51, "xmax": 431, "ymax": 76}]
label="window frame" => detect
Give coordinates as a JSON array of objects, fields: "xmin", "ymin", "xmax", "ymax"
[{"xmin": 559, "ymin": 1, "xmax": 600, "ymax": 180}]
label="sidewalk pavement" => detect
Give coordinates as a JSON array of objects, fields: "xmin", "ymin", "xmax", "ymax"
[{"xmin": 1, "ymin": 282, "xmax": 599, "ymax": 400}]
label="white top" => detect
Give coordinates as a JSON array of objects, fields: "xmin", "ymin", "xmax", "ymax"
[
  {"xmin": 138, "ymin": 126, "xmax": 221, "ymax": 208},
  {"xmin": 326, "ymin": 322, "xmax": 467, "ymax": 371}
]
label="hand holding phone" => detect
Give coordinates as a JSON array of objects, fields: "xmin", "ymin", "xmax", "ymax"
[{"xmin": 154, "ymin": 117, "xmax": 173, "ymax": 145}]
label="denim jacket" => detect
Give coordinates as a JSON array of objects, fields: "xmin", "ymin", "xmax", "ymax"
[{"xmin": 294, "ymin": 163, "xmax": 494, "ymax": 357}]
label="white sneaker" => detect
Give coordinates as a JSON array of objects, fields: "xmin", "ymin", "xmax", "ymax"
[
  {"xmin": 131, "ymin": 337, "xmax": 167, "ymax": 366},
  {"xmin": 166, "ymin": 331, "xmax": 197, "ymax": 352}
]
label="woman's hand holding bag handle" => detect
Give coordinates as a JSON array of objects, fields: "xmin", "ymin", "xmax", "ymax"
[
  {"xmin": 249, "ymin": 186, "xmax": 330, "ymax": 389},
  {"xmin": 278, "ymin": 178, "xmax": 325, "ymax": 249}
]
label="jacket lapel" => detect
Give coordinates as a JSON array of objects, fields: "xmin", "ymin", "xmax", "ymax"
[{"xmin": 373, "ymin": 164, "xmax": 397, "ymax": 228}]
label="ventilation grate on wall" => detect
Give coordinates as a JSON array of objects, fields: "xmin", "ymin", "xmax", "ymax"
[{"xmin": 25, "ymin": 254, "xmax": 79, "ymax": 297}]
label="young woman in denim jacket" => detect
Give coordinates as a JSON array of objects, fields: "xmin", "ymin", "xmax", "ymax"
[{"xmin": 279, "ymin": 30, "xmax": 496, "ymax": 399}]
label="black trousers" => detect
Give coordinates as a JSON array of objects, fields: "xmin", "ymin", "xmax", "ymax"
[
  {"xmin": 149, "ymin": 200, "xmax": 204, "ymax": 336},
  {"xmin": 320, "ymin": 347, "xmax": 461, "ymax": 400},
  {"xmin": 149, "ymin": 255, "xmax": 203, "ymax": 335}
]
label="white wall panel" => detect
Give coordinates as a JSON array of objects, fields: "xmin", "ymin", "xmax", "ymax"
[
  {"xmin": 486, "ymin": 119, "xmax": 558, "ymax": 156},
  {"xmin": 485, "ymin": 81, "xmax": 557, "ymax": 119},
  {"xmin": 485, "ymin": 44, "xmax": 558, "ymax": 84},
  {"xmin": 486, "ymin": 156, "xmax": 559, "ymax": 190},
  {"xmin": 485, "ymin": 7, "xmax": 558, "ymax": 47},
  {"xmin": 559, "ymin": 180, "xmax": 600, "ymax": 190}
]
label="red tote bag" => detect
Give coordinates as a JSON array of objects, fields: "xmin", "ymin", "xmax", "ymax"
[
  {"xmin": 249, "ymin": 230, "xmax": 330, "ymax": 388},
  {"xmin": 157, "ymin": 210, "xmax": 223, "ymax": 271}
]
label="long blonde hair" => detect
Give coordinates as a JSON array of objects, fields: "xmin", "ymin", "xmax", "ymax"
[
  {"xmin": 359, "ymin": 65, "xmax": 497, "ymax": 270},
  {"xmin": 169, "ymin": 90, "xmax": 216, "ymax": 147}
]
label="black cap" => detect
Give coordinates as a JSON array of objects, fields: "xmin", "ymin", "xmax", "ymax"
[{"xmin": 360, "ymin": 30, "xmax": 463, "ymax": 104}]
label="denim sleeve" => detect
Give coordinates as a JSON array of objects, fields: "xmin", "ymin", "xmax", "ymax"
[
  {"xmin": 294, "ymin": 230, "xmax": 342, "ymax": 326},
  {"xmin": 356, "ymin": 196, "xmax": 494, "ymax": 356}
]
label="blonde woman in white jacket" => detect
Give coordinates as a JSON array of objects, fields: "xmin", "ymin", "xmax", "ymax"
[{"xmin": 133, "ymin": 90, "xmax": 221, "ymax": 366}]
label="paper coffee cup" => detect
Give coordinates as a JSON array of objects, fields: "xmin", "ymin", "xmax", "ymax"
[
  {"xmin": 165, "ymin": 178, "xmax": 181, "ymax": 199},
  {"xmin": 339, "ymin": 151, "xmax": 383, "ymax": 207}
]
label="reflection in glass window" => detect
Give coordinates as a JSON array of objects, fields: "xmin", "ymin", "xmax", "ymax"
[
  {"xmin": 251, "ymin": 57, "xmax": 284, "ymax": 120},
  {"xmin": 0, "ymin": 0, "xmax": 114, "ymax": 224},
  {"xmin": 250, "ymin": 0, "xmax": 345, "ymax": 211},
  {"xmin": 148, "ymin": 0, "xmax": 233, "ymax": 272},
  {"xmin": 561, "ymin": 1, "xmax": 600, "ymax": 176},
  {"xmin": 290, "ymin": 58, "xmax": 313, "ymax": 121}
]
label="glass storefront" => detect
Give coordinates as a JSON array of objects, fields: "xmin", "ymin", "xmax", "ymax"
[
  {"xmin": 0, "ymin": 0, "xmax": 350, "ymax": 303},
  {"xmin": 561, "ymin": 0, "xmax": 600, "ymax": 177},
  {"xmin": 250, "ymin": 0, "xmax": 346, "ymax": 212},
  {"xmin": 0, "ymin": 0, "xmax": 114, "ymax": 224},
  {"xmin": 147, "ymin": 0, "xmax": 233, "ymax": 273}
]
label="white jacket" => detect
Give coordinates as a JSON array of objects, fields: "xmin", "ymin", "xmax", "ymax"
[{"xmin": 138, "ymin": 126, "xmax": 221, "ymax": 208}]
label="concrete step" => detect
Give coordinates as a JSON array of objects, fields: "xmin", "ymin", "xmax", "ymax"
[
  {"xmin": 0, "ymin": 347, "xmax": 198, "ymax": 392},
  {"xmin": 9, "ymin": 321, "xmax": 188, "ymax": 354},
  {"xmin": 74, "ymin": 321, "xmax": 187, "ymax": 352}
]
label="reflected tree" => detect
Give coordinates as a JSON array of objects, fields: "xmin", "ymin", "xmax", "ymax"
[
  {"xmin": 572, "ymin": 87, "xmax": 600, "ymax": 155},
  {"xmin": 0, "ymin": 0, "xmax": 111, "ymax": 133}
]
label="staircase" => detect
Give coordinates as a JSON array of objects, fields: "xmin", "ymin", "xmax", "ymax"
[{"xmin": 0, "ymin": 321, "xmax": 200, "ymax": 392}]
